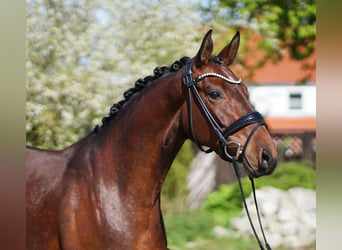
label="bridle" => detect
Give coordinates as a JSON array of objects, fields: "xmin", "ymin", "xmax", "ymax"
[
  {"xmin": 182, "ymin": 59, "xmax": 266, "ymax": 161},
  {"xmin": 182, "ymin": 58, "xmax": 272, "ymax": 250}
]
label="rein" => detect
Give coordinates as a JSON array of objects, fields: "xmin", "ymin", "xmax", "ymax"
[
  {"xmin": 232, "ymin": 157, "xmax": 272, "ymax": 250},
  {"xmin": 182, "ymin": 59, "xmax": 272, "ymax": 250}
]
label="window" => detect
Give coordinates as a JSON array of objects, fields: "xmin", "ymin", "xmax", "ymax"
[{"xmin": 289, "ymin": 93, "xmax": 302, "ymax": 109}]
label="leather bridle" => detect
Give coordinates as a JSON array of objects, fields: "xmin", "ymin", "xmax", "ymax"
[
  {"xmin": 182, "ymin": 58, "xmax": 272, "ymax": 250},
  {"xmin": 182, "ymin": 59, "xmax": 266, "ymax": 162}
]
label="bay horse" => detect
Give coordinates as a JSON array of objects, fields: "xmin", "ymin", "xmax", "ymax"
[{"xmin": 26, "ymin": 30, "xmax": 277, "ymax": 250}]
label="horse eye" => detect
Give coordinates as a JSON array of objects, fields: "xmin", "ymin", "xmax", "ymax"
[{"xmin": 207, "ymin": 89, "xmax": 224, "ymax": 100}]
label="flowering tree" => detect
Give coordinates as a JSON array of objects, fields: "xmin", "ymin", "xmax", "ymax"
[{"xmin": 26, "ymin": 0, "xmax": 202, "ymax": 149}]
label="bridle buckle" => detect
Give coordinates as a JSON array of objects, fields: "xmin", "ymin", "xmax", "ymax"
[{"xmin": 223, "ymin": 141, "xmax": 243, "ymax": 161}]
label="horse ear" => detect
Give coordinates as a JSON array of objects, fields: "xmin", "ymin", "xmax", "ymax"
[
  {"xmin": 194, "ymin": 29, "xmax": 213, "ymax": 68},
  {"xmin": 217, "ymin": 31, "xmax": 240, "ymax": 66}
]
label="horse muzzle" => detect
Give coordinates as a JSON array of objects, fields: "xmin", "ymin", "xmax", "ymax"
[{"xmin": 243, "ymin": 148, "xmax": 277, "ymax": 178}]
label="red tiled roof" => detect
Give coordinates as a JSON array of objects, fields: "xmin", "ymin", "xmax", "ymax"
[
  {"xmin": 233, "ymin": 34, "xmax": 316, "ymax": 84},
  {"xmin": 252, "ymin": 51, "xmax": 316, "ymax": 83},
  {"xmin": 265, "ymin": 117, "xmax": 316, "ymax": 133}
]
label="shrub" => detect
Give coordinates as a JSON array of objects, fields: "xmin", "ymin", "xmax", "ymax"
[{"xmin": 202, "ymin": 161, "xmax": 316, "ymax": 226}]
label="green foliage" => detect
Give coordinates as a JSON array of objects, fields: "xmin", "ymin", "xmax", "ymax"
[
  {"xmin": 256, "ymin": 160, "xmax": 316, "ymax": 189},
  {"xmin": 202, "ymin": 183, "xmax": 246, "ymax": 226},
  {"xmin": 199, "ymin": 0, "xmax": 316, "ymax": 80},
  {"xmin": 219, "ymin": 0, "xmax": 316, "ymax": 58},
  {"xmin": 202, "ymin": 161, "xmax": 316, "ymax": 226}
]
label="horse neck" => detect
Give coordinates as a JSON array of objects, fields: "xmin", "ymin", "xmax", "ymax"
[{"xmin": 93, "ymin": 71, "xmax": 187, "ymax": 205}]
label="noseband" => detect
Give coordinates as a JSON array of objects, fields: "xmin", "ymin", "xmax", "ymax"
[
  {"xmin": 182, "ymin": 59, "xmax": 266, "ymax": 162},
  {"xmin": 182, "ymin": 59, "xmax": 272, "ymax": 250}
]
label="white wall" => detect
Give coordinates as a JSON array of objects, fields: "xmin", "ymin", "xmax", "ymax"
[{"xmin": 248, "ymin": 84, "xmax": 316, "ymax": 118}]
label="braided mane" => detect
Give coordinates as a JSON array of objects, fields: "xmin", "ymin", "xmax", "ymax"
[{"xmin": 97, "ymin": 56, "xmax": 190, "ymax": 129}]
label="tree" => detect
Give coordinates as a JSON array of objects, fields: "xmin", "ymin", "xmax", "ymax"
[
  {"xmin": 26, "ymin": 0, "xmax": 201, "ymax": 149},
  {"xmin": 198, "ymin": 0, "xmax": 316, "ymax": 78}
]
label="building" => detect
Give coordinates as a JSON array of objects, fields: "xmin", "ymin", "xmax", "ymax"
[{"xmin": 247, "ymin": 46, "xmax": 316, "ymax": 161}]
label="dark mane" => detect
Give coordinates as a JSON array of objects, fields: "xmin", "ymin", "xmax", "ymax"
[{"xmin": 97, "ymin": 56, "xmax": 190, "ymax": 129}]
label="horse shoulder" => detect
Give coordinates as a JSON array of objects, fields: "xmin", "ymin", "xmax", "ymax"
[{"xmin": 57, "ymin": 141, "xmax": 114, "ymax": 248}]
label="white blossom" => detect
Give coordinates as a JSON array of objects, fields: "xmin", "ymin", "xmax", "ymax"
[{"xmin": 26, "ymin": 0, "xmax": 205, "ymax": 149}]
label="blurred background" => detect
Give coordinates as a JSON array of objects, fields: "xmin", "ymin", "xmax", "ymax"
[{"xmin": 26, "ymin": 0, "xmax": 316, "ymax": 249}]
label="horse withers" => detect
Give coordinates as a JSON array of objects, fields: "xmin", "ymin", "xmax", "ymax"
[{"xmin": 26, "ymin": 30, "xmax": 277, "ymax": 250}]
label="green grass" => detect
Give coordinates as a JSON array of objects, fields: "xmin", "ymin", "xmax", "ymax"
[
  {"xmin": 168, "ymin": 238, "xmax": 315, "ymax": 250},
  {"xmin": 167, "ymin": 236, "xmax": 258, "ymax": 250},
  {"xmin": 164, "ymin": 210, "xmax": 215, "ymax": 247},
  {"xmin": 164, "ymin": 209, "xmax": 258, "ymax": 249}
]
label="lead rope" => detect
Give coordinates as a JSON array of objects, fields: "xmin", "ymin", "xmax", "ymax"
[{"xmin": 231, "ymin": 157, "xmax": 272, "ymax": 250}]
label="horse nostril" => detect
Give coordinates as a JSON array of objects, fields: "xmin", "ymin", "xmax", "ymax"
[{"xmin": 261, "ymin": 149, "xmax": 275, "ymax": 170}]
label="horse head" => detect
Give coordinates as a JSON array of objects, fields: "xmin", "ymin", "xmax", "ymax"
[{"xmin": 181, "ymin": 30, "xmax": 277, "ymax": 178}]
